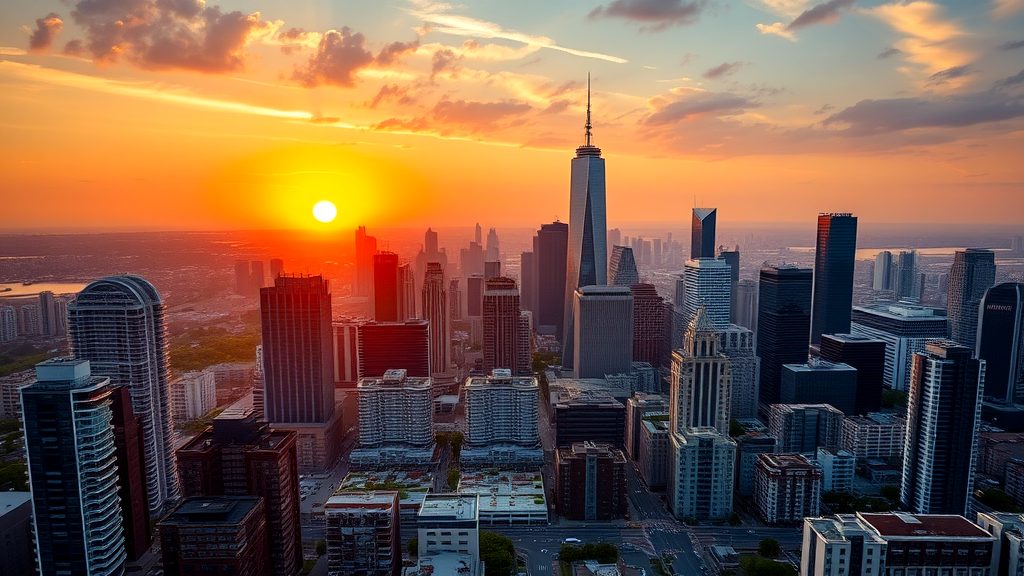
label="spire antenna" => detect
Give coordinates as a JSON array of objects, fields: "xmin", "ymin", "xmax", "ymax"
[{"xmin": 585, "ymin": 73, "xmax": 593, "ymax": 147}]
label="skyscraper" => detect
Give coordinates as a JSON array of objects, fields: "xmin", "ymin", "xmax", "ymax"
[
  {"xmin": 895, "ymin": 250, "xmax": 921, "ymax": 302},
  {"xmin": 354, "ymin": 226, "xmax": 377, "ymax": 297},
  {"xmin": 69, "ymin": 274, "xmax": 178, "ymax": 515},
  {"xmin": 734, "ymin": 279, "xmax": 758, "ymax": 332},
  {"xmin": 719, "ymin": 324, "xmax": 760, "ymax": 419},
  {"xmin": 850, "ymin": 303, "xmax": 949, "ymax": 391},
  {"xmin": 398, "ymin": 263, "xmax": 416, "ymax": 319},
  {"xmin": 948, "ymin": 248, "xmax": 996, "ymax": 351},
  {"xmin": 536, "ymin": 221, "xmax": 568, "ymax": 339},
  {"xmin": 680, "ymin": 257, "xmax": 732, "ymax": 329},
  {"xmin": 235, "ymin": 260, "xmax": 251, "ymax": 295},
  {"xmin": 484, "ymin": 260, "xmax": 501, "ymax": 280},
  {"xmin": 483, "ymin": 277, "xmax": 521, "ymax": 374},
  {"xmin": 757, "ymin": 265, "xmax": 813, "ymax": 412},
  {"xmin": 572, "ymin": 285, "xmax": 632, "ymax": 379},
  {"xmin": 718, "ymin": 246, "xmax": 740, "ymax": 323},
  {"xmin": 22, "ymin": 359, "xmax": 127, "ymax": 576},
  {"xmin": 630, "ymin": 283, "xmax": 666, "ymax": 367},
  {"xmin": 976, "ymin": 283, "xmax": 1024, "ymax": 404},
  {"xmin": 486, "ymin": 227, "xmax": 500, "ymax": 261},
  {"xmin": 819, "ymin": 333, "xmax": 886, "ymax": 414},
  {"xmin": 269, "ymin": 258, "xmax": 284, "ymax": 280},
  {"xmin": 356, "ymin": 320, "xmax": 431, "ymax": 379},
  {"xmin": 873, "ymin": 250, "xmax": 894, "ymax": 291},
  {"xmin": 810, "ymin": 213, "xmax": 858, "ymax": 344},
  {"xmin": 422, "ymin": 262, "xmax": 450, "ymax": 379},
  {"xmin": 901, "ymin": 340, "xmax": 985, "ymax": 515},
  {"xmin": 251, "ymin": 260, "xmax": 265, "ymax": 291},
  {"xmin": 521, "ymin": 250, "xmax": 536, "ymax": 316},
  {"xmin": 691, "ymin": 208, "xmax": 717, "ymax": 259},
  {"xmin": 373, "ymin": 251, "xmax": 400, "ymax": 322},
  {"xmin": 449, "ymin": 278, "xmax": 463, "ymax": 322},
  {"xmin": 609, "ymin": 245, "xmax": 639, "ymax": 286},
  {"xmin": 324, "ymin": 492, "xmax": 401, "ymax": 576},
  {"xmin": 110, "ymin": 385, "xmax": 153, "ymax": 561},
  {"xmin": 563, "ymin": 79, "xmax": 607, "ymax": 370}
]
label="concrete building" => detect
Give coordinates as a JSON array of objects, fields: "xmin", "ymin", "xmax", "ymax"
[
  {"xmin": 464, "ymin": 369, "xmax": 539, "ymax": 447},
  {"xmin": 816, "ymin": 448, "xmax": 856, "ymax": 493},
  {"xmin": 1007, "ymin": 459, "xmax": 1024, "ymax": 508},
  {"xmin": 552, "ymin": 386, "xmax": 625, "ymax": 447},
  {"xmin": 0, "ymin": 492, "xmax": 33, "ymax": 576},
  {"xmin": 357, "ymin": 369, "xmax": 433, "ymax": 448},
  {"xmin": 736, "ymin": 431, "xmax": 778, "ymax": 497},
  {"xmin": 414, "ymin": 494, "xmax": 483, "ymax": 576},
  {"xmin": 669, "ymin": 430, "xmax": 736, "ymax": 521},
  {"xmin": 457, "ymin": 471, "xmax": 548, "ymax": 526},
  {"xmin": 719, "ymin": 324, "xmax": 760, "ymax": 419},
  {"xmin": 780, "ymin": 360, "xmax": 858, "ymax": 415},
  {"xmin": 768, "ymin": 403, "xmax": 844, "ymax": 453},
  {"xmin": 0, "ymin": 369, "xmax": 32, "ymax": 419},
  {"xmin": 977, "ymin": 512, "xmax": 1024, "ymax": 576},
  {"xmin": 625, "ymin": 393, "xmax": 669, "ymax": 459},
  {"xmin": 850, "ymin": 304, "xmax": 949, "ymax": 391},
  {"xmin": 556, "ymin": 442, "xmax": 627, "ymax": 520},
  {"xmin": 631, "ymin": 284, "xmax": 667, "ymax": 368},
  {"xmin": 755, "ymin": 453, "xmax": 821, "ymax": 525},
  {"xmin": 638, "ymin": 416, "xmax": 670, "ymax": 489},
  {"xmin": 680, "ymin": 257, "xmax": 732, "ymax": 330},
  {"xmin": 171, "ymin": 369, "xmax": 217, "ymax": 422},
  {"xmin": 159, "ymin": 497, "xmax": 269, "ymax": 576},
  {"xmin": 947, "ymin": 248, "xmax": 996, "ymax": 352},
  {"xmin": 819, "ymin": 333, "xmax": 886, "ymax": 415},
  {"xmin": 609, "ymin": 245, "xmax": 639, "ymax": 286},
  {"xmin": 324, "ymin": 491, "xmax": 400, "ymax": 576},
  {"xmin": 841, "ymin": 413, "xmax": 905, "ymax": 462},
  {"xmin": 573, "ymin": 285, "xmax": 633, "ymax": 379},
  {"xmin": 422, "ymin": 262, "xmax": 451, "ymax": 381},
  {"xmin": 483, "ymin": 277, "xmax": 522, "ymax": 375}
]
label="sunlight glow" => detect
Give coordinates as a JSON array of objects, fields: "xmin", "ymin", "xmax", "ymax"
[{"xmin": 312, "ymin": 200, "xmax": 337, "ymax": 223}]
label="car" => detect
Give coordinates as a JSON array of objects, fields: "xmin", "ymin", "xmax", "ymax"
[{"xmin": 563, "ymin": 538, "xmax": 581, "ymax": 544}]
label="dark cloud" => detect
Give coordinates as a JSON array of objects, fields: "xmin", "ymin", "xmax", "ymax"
[
  {"xmin": 997, "ymin": 69, "xmax": 1024, "ymax": 87},
  {"xmin": 293, "ymin": 28, "xmax": 374, "ymax": 87},
  {"xmin": 703, "ymin": 62, "xmax": 744, "ymax": 80},
  {"xmin": 644, "ymin": 91, "xmax": 754, "ymax": 125},
  {"xmin": 999, "ymin": 39, "xmax": 1024, "ymax": 51},
  {"xmin": 788, "ymin": 0, "xmax": 855, "ymax": 31},
  {"xmin": 877, "ymin": 47, "xmax": 902, "ymax": 59},
  {"xmin": 63, "ymin": 39, "xmax": 84, "ymax": 56},
  {"xmin": 28, "ymin": 12, "xmax": 63, "ymax": 52},
  {"xmin": 376, "ymin": 39, "xmax": 419, "ymax": 66},
  {"xmin": 375, "ymin": 99, "xmax": 533, "ymax": 134},
  {"xmin": 277, "ymin": 27, "xmax": 314, "ymax": 55},
  {"xmin": 814, "ymin": 103, "xmax": 835, "ymax": 115},
  {"xmin": 431, "ymin": 48, "xmax": 461, "ymax": 80},
  {"xmin": 927, "ymin": 65, "xmax": 971, "ymax": 86},
  {"xmin": 59, "ymin": 0, "xmax": 274, "ymax": 72},
  {"xmin": 824, "ymin": 90, "xmax": 1024, "ymax": 136},
  {"xmin": 588, "ymin": 0, "xmax": 707, "ymax": 31},
  {"xmin": 369, "ymin": 84, "xmax": 414, "ymax": 109}
]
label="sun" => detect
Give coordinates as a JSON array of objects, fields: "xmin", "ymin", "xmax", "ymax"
[{"xmin": 312, "ymin": 200, "xmax": 337, "ymax": 223}]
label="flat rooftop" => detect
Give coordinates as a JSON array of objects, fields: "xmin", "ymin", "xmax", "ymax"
[
  {"xmin": 860, "ymin": 513, "xmax": 992, "ymax": 539},
  {"xmin": 166, "ymin": 497, "xmax": 260, "ymax": 524},
  {"xmin": 457, "ymin": 470, "xmax": 545, "ymax": 516},
  {"xmin": 419, "ymin": 494, "xmax": 478, "ymax": 520},
  {"xmin": 326, "ymin": 491, "xmax": 398, "ymax": 509},
  {"xmin": 0, "ymin": 492, "xmax": 31, "ymax": 517}
]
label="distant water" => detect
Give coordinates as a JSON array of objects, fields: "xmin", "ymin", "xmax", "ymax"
[
  {"xmin": 787, "ymin": 247, "xmax": 1009, "ymax": 260},
  {"xmin": 0, "ymin": 282, "xmax": 87, "ymax": 297}
]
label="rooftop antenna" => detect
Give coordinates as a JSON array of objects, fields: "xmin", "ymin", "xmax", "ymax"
[{"xmin": 585, "ymin": 73, "xmax": 593, "ymax": 147}]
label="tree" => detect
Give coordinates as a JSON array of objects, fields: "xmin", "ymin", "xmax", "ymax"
[
  {"xmin": 741, "ymin": 556, "xmax": 796, "ymax": 576},
  {"xmin": 480, "ymin": 530, "xmax": 516, "ymax": 576},
  {"xmin": 758, "ymin": 538, "xmax": 781, "ymax": 559},
  {"xmin": 881, "ymin": 389, "xmax": 907, "ymax": 409},
  {"xmin": 408, "ymin": 538, "xmax": 418, "ymax": 557},
  {"xmin": 450, "ymin": 431, "xmax": 465, "ymax": 461},
  {"xmin": 729, "ymin": 419, "xmax": 744, "ymax": 437},
  {"xmin": 315, "ymin": 540, "xmax": 326, "ymax": 557},
  {"xmin": 447, "ymin": 467, "xmax": 461, "ymax": 490}
]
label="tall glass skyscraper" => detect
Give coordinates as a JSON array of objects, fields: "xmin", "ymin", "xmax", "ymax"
[
  {"xmin": 947, "ymin": 248, "xmax": 996, "ymax": 351},
  {"xmin": 810, "ymin": 213, "xmax": 858, "ymax": 344},
  {"xmin": 22, "ymin": 359, "xmax": 127, "ymax": 576},
  {"xmin": 373, "ymin": 251, "xmax": 400, "ymax": 322},
  {"xmin": 691, "ymin": 208, "xmax": 717, "ymax": 259},
  {"xmin": 563, "ymin": 81, "xmax": 607, "ymax": 369},
  {"xmin": 422, "ymin": 262, "xmax": 450, "ymax": 379},
  {"xmin": 976, "ymin": 282, "xmax": 1024, "ymax": 404},
  {"xmin": 69, "ymin": 274, "xmax": 178, "ymax": 516},
  {"xmin": 756, "ymin": 265, "xmax": 813, "ymax": 413},
  {"xmin": 609, "ymin": 245, "xmax": 639, "ymax": 286},
  {"xmin": 536, "ymin": 221, "xmax": 568, "ymax": 339}
]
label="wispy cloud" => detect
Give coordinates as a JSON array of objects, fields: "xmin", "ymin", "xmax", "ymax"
[
  {"xmin": 824, "ymin": 89, "xmax": 1024, "ymax": 135},
  {"xmin": 992, "ymin": 0, "xmax": 1024, "ymax": 18},
  {"xmin": 756, "ymin": 22, "xmax": 796, "ymax": 41},
  {"xmin": 877, "ymin": 47, "xmax": 902, "ymax": 59},
  {"xmin": 999, "ymin": 39, "xmax": 1024, "ymax": 51},
  {"xmin": 588, "ymin": 0, "xmax": 708, "ymax": 32},
  {"xmin": 788, "ymin": 0, "xmax": 855, "ymax": 29},
  {"xmin": 0, "ymin": 47, "xmax": 28, "ymax": 56},
  {"xmin": 866, "ymin": 1, "xmax": 973, "ymax": 90},
  {"xmin": 406, "ymin": 0, "xmax": 628, "ymax": 64},
  {"xmin": 703, "ymin": 61, "xmax": 746, "ymax": 79},
  {"xmin": 644, "ymin": 88, "xmax": 755, "ymax": 125},
  {"xmin": 756, "ymin": 0, "xmax": 854, "ymax": 40}
]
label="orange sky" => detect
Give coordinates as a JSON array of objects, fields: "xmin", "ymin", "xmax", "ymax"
[{"xmin": 1, "ymin": 0, "xmax": 1023, "ymax": 231}]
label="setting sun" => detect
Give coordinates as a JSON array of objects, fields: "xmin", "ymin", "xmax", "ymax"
[{"xmin": 312, "ymin": 200, "xmax": 337, "ymax": 223}]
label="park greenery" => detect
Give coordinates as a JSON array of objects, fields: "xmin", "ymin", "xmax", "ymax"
[
  {"xmin": 0, "ymin": 343, "xmax": 54, "ymax": 377},
  {"xmin": 480, "ymin": 530, "xmax": 516, "ymax": 576},
  {"xmin": 559, "ymin": 542, "xmax": 619, "ymax": 564},
  {"xmin": 447, "ymin": 467, "xmax": 461, "ymax": 490},
  {"xmin": 435, "ymin": 431, "xmax": 465, "ymax": 461},
  {"xmin": 742, "ymin": 555, "xmax": 797, "ymax": 576},
  {"xmin": 169, "ymin": 326, "xmax": 259, "ymax": 372}
]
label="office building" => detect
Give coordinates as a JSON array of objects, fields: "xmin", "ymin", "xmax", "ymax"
[
  {"xmin": 324, "ymin": 492, "xmax": 400, "ymax": 576},
  {"xmin": 841, "ymin": 413, "xmax": 905, "ymax": 462},
  {"xmin": 484, "ymin": 260, "xmax": 501, "ymax": 280},
  {"xmin": 563, "ymin": 85, "xmax": 607, "ymax": 371},
  {"xmin": 466, "ymin": 274, "xmax": 484, "ymax": 318},
  {"xmin": 159, "ymin": 497, "xmax": 269, "ymax": 576},
  {"xmin": 422, "ymin": 262, "xmax": 451, "ymax": 379},
  {"xmin": 573, "ymin": 285, "xmax": 633, "ymax": 378},
  {"xmin": 873, "ymin": 250, "xmax": 894, "ymax": 291},
  {"xmin": 610, "ymin": 246, "xmax": 639, "ymax": 286},
  {"xmin": 110, "ymin": 385, "xmax": 153, "ymax": 561},
  {"xmin": 734, "ymin": 279, "xmax": 758, "ymax": 332},
  {"xmin": 757, "ymin": 265, "xmax": 813, "ymax": 411},
  {"xmin": 810, "ymin": 213, "xmax": 858, "ymax": 344},
  {"xmin": 1007, "ymin": 460, "xmax": 1024, "ymax": 508},
  {"xmin": 357, "ymin": 369, "xmax": 433, "ymax": 447},
  {"xmin": 483, "ymin": 277, "xmax": 521, "ymax": 374},
  {"xmin": 552, "ymin": 386, "xmax": 625, "ymax": 447},
  {"xmin": 680, "ymin": 257, "xmax": 732, "ymax": 330},
  {"xmin": 464, "ymin": 369, "xmax": 539, "ymax": 446},
  {"xmin": 894, "ymin": 250, "xmax": 920, "ymax": 302},
  {"xmin": 718, "ymin": 246, "xmax": 740, "ymax": 322},
  {"xmin": 625, "ymin": 393, "xmax": 669, "ymax": 459},
  {"xmin": 22, "ymin": 359, "xmax": 127, "ymax": 576},
  {"xmin": 901, "ymin": 340, "xmax": 985, "ymax": 516},
  {"xmin": 769, "ymin": 403, "xmax": 844, "ymax": 453},
  {"xmin": 0, "ymin": 492, "xmax": 33, "ymax": 576},
  {"xmin": 517, "ymin": 311, "xmax": 532, "ymax": 376},
  {"xmin": 69, "ymin": 274, "xmax": 178, "ymax": 514},
  {"xmin": 631, "ymin": 283, "xmax": 666, "ymax": 367},
  {"xmin": 176, "ymin": 407, "xmax": 302, "ymax": 576},
  {"xmin": 38, "ymin": 290, "xmax": 65, "ymax": 337},
  {"xmin": 235, "ymin": 260, "xmax": 251, "ymax": 295},
  {"xmin": 556, "ymin": 442, "xmax": 627, "ymax": 520},
  {"xmin": 354, "ymin": 226, "xmax": 377, "ymax": 297},
  {"xmin": 850, "ymin": 303, "xmax": 949, "ymax": 391},
  {"xmin": 414, "ymin": 494, "xmax": 482, "ymax": 576},
  {"xmin": 373, "ymin": 251, "xmax": 400, "ymax": 322},
  {"xmin": 536, "ymin": 221, "xmax": 568, "ymax": 339},
  {"xmin": 816, "ymin": 448, "xmax": 855, "ymax": 493},
  {"xmin": 736, "ymin": 431, "xmax": 778, "ymax": 497},
  {"xmin": 691, "ymin": 208, "xmax": 717, "ymax": 259},
  {"xmin": 976, "ymin": 283, "xmax": 1024, "ymax": 404},
  {"xmin": 270, "ymin": 258, "xmax": 284, "ymax": 279},
  {"xmin": 399, "ymin": 263, "xmax": 416, "ymax": 319},
  {"xmin": 977, "ymin": 512, "xmax": 1024, "ymax": 576},
  {"xmin": 669, "ymin": 429, "xmax": 736, "ymax": 521},
  {"xmin": 671, "ymin": 308, "xmax": 732, "ymax": 435},
  {"xmin": 638, "ymin": 416, "xmax": 671, "ymax": 489},
  {"xmin": 819, "ymin": 334, "xmax": 886, "ymax": 415},
  {"xmin": 251, "ymin": 260, "xmax": 265, "ymax": 291},
  {"xmin": 350, "ymin": 320, "xmax": 431, "ymax": 380},
  {"xmin": 754, "ymin": 453, "xmax": 822, "ymax": 525},
  {"xmin": 171, "ymin": 369, "xmax": 217, "ymax": 422},
  {"xmin": 780, "ymin": 360, "xmax": 858, "ymax": 415},
  {"xmin": 719, "ymin": 324, "xmax": 760, "ymax": 419},
  {"xmin": 948, "ymin": 248, "xmax": 996, "ymax": 351},
  {"xmin": 0, "ymin": 305, "xmax": 16, "ymax": 342}
]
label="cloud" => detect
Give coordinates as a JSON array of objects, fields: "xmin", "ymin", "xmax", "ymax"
[
  {"xmin": 992, "ymin": 0, "xmax": 1024, "ymax": 17},
  {"xmin": 28, "ymin": 12, "xmax": 63, "ymax": 52},
  {"xmin": 431, "ymin": 48, "xmax": 461, "ymax": 80},
  {"xmin": 406, "ymin": 0, "xmax": 628, "ymax": 63},
  {"xmin": 588, "ymin": 0, "xmax": 707, "ymax": 31},
  {"xmin": 643, "ymin": 89, "xmax": 755, "ymax": 125},
  {"xmin": 824, "ymin": 90, "xmax": 1024, "ymax": 135},
  {"xmin": 999, "ymin": 39, "xmax": 1024, "ymax": 51},
  {"xmin": 866, "ymin": 1, "xmax": 973, "ymax": 89},
  {"xmin": 0, "ymin": 46, "xmax": 28, "ymax": 56},
  {"xmin": 756, "ymin": 22, "xmax": 796, "ymax": 40},
  {"xmin": 997, "ymin": 69, "xmax": 1024, "ymax": 87},
  {"xmin": 703, "ymin": 61, "xmax": 745, "ymax": 79},
  {"xmin": 292, "ymin": 28, "xmax": 374, "ymax": 87},
  {"xmin": 369, "ymin": 84, "xmax": 415, "ymax": 108},
  {"xmin": 927, "ymin": 65, "xmax": 971, "ymax": 86},
  {"xmin": 377, "ymin": 39, "xmax": 420, "ymax": 65},
  {"xmin": 375, "ymin": 98, "xmax": 533, "ymax": 135},
  {"xmin": 788, "ymin": 0, "xmax": 855, "ymax": 30},
  {"xmin": 276, "ymin": 27, "xmax": 321, "ymax": 54},
  {"xmin": 877, "ymin": 47, "xmax": 902, "ymax": 59}
]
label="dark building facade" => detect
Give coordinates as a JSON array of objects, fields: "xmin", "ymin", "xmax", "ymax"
[
  {"xmin": 631, "ymin": 284, "xmax": 666, "ymax": 368},
  {"xmin": 757, "ymin": 265, "xmax": 813, "ymax": 413},
  {"xmin": 555, "ymin": 442, "xmax": 627, "ymax": 520},
  {"xmin": 373, "ymin": 251, "xmax": 400, "ymax": 322},
  {"xmin": 483, "ymin": 277, "xmax": 521, "ymax": 374},
  {"xmin": 521, "ymin": 250, "xmax": 536, "ymax": 317},
  {"xmin": 110, "ymin": 385, "xmax": 152, "ymax": 561},
  {"xmin": 553, "ymin": 390, "xmax": 625, "ymax": 447},
  {"xmin": 780, "ymin": 360, "xmax": 858, "ymax": 415},
  {"xmin": 948, "ymin": 248, "xmax": 996, "ymax": 351},
  {"xmin": 466, "ymin": 274, "xmax": 484, "ymax": 318},
  {"xmin": 357, "ymin": 320, "xmax": 431, "ymax": 379},
  {"xmin": 176, "ymin": 408, "xmax": 302, "ymax": 576},
  {"xmin": 810, "ymin": 213, "xmax": 858, "ymax": 345},
  {"xmin": 159, "ymin": 497, "xmax": 269, "ymax": 576},
  {"xmin": 691, "ymin": 208, "xmax": 717, "ymax": 259},
  {"xmin": 536, "ymin": 221, "xmax": 569, "ymax": 340},
  {"xmin": 819, "ymin": 333, "xmax": 886, "ymax": 415},
  {"xmin": 976, "ymin": 282, "xmax": 1024, "ymax": 404}
]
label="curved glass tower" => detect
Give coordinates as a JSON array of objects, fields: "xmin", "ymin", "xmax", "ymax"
[
  {"xmin": 69, "ymin": 275, "xmax": 178, "ymax": 516},
  {"xmin": 563, "ymin": 77, "xmax": 607, "ymax": 368}
]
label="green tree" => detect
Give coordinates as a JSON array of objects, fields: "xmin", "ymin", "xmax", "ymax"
[
  {"xmin": 315, "ymin": 539, "xmax": 326, "ymax": 556},
  {"xmin": 480, "ymin": 530, "xmax": 516, "ymax": 576},
  {"xmin": 741, "ymin": 556, "xmax": 796, "ymax": 576},
  {"xmin": 729, "ymin": 419, "xmax": 744, "ymax": 437},
  {"xmin": 881, "ymin": 389, "xmax": 907, "ymax": 409},
  {"xmin": 450, "ymin": 431, "xmax": 465, "ymax": 461},
  {"xmin": 758, "ymin": 538, "xmax": 781, "ymax": 559},
  {"xmin": 447, "ymin": 467, "xmax": 461, "ymax": 490},
  {"xmin": 408, "ymin": 538, "xmax": 418, "ymax": 557}
]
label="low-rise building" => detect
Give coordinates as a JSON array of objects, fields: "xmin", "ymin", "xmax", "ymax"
[
  {"xmin": 625, "ymin": 393, "xmax": 668, "ymax": 459},
  {"xmin": 735, "ymin": 431, "xmax": 778, "ymax": 497},
  {"xmin": 412, "ymin": 494, "xmax": 482, "ymax": 576},
  {"xmin": 324, "ymin": 491, "xmax": 400, "ymax": 576},
  {"xmin": 159, "ymin": 497, "xmax": 269, "ymax": 576},
  {"xmin": 755, "ymin": 453, "xmax": 821, "ymax": 525},
  {"xmin": 637, "ymin": 416, "xmax": 670, "ymax": 489},
  {"xmin": 841, "ymin": 413, "xmax": 905, "ymax": 462},
  {"xmin": 171, "ymin": 369, "xmax": 217, "ymax": 422},
  {"xmin": 556, "ymin": 442, "xmax": 627, "ymax": 520},
  {"xmin": 338, "ymin": 471, "xmax": 434, "ymax": 522},
  {"xmin": 457, "ymin": 470, "xmax": 547, "ymax": 526},
  {"xmin": 816, "ymin": 448, "xmax": 856, "ymax": 493},
  {"xmin": 977, "ymin": 512, "xmax": 1024, "ymax": 576},
  {"xmin": 552, "ymin": 386, "xmax": 625, "ymax": 448}
]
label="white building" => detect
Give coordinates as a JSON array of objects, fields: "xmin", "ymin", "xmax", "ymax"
[
  {"xmin": 413, "ymin": 494, "xmax": 482, "ymax": 576},
  {"xmin": 977, "ymin": 512, "xmax": 1024, "ymax": 576},
  {"xmin": 464, "ymin": 369, "xmax": 538, "ymax": 446},
  {"xmin": 171, "ymin": 369, "xmax": 217, "ymax": 422},
  {"xmin": 0, "ymin": 369, "xmax": 33, "ymax": 419},
  {"xmin": 680, "ymin": 257, "xmax": 732, "ymax": 330},
  {"xmin": 357, "ymin": 369, "xmax": 433, "ymax": 447},
  {"xmin": 816, "ymin": 448, "xmax": 856, "ymax": 493},
  {"xmin": 0, "ymin": 305, "xmax": 17, "ymax": 342},
  {"xmin": 669, "ymin": 429, "xmax": 736, "ymax": 521},
  {"xmin": 457, "ymin": 470, "xmax": 547, "ymax": 526},
  {"xmin": 850, "ymin": 304, "xmax": 948, "ymax": 391},
  {"xmin": 841, "ymin": 413, "xmax": 905, "ymax": 462}
]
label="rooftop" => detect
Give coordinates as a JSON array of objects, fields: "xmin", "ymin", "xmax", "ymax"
[
  {"xmin": 551, "ymin": 379, "xmax": 629, "ymax": 404},
  {"xmin": 783, "ymin": 359, "xmax": 856, "ymax": 372},
  {"xmin": 642, "ymin": 418, "xmax": 670, "ymax": 434},
  {"xmin": 359, "ymin": 369, "xmax": 432, "ymax": 390},
  {"xmin": 465, "ymin": 372, "xmax": 538, "ymax": 391},
  {"xmin": 759, "ymin": 453, "xmax": 817, "ymax": 470},
  {"xmin": 164, "ymin": 496, "xmax": 261, "ymax": 524},
  {"xmin": 577, "ymin": 285, "xmax": 632, "ymax": 296},
  {"xmin": 853, "ymin": 304, "xmax": 947, "ymax": 320},
  {"xmin": 325, "ymin": 491, "xmax": 399, "ymax": 509},
  {"xmin": 457, "ymin": 470, "xmax": 546, "ymax": 515},
  {"xmin": 419, "ymin": 494, "xmax": 479, "ymax": 521},
  {"xmin": 0, "ymin": 492, "xmax": 31, "ymax": 517},
  {"xmin": 859, "ymin": 513, "xmax": 992, "ymax": 539}
]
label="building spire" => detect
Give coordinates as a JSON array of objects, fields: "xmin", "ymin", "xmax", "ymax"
[{"xmin": 585, "ymin": 73, "xmax": 593, "ymax": 147}]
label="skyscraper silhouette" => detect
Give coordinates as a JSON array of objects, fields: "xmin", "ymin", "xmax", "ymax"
[
  {"xmin": 947, "ymin": 248, "xmax": 996, "ymax": 351},
  {"xmin": 354, "ymin": 226, "xmax": 377, "ymax": 297},
  {"xmin": 563, "ymin": 77, "xmax": 607, "ymax": 369},
  {"xmin": 976, "ymin": 282, "xmax": 1024, "ymax": 404},
  {"xmin": 373, "ymin": 251, "xmax": 400, "ymax": 322},
  {"xmin": 536, "ymin": 221, "xmax": 568, "ymax": 340},
  {"xmin": 422, "ymin": 262, "xmax": 450, "ymax": 380},
  {"xmin": 691, "ymin": 208, "xmax": 716, "ymax": 259},
  {"xmin": 810, "ymin": 213, "xmax": 858, "ymax": 344},
  {"xmin": 756, "ymin": 265, "xmax": 813, "ymax": 412},
  {"xmin": 483, "ymin": 277, "xmax": 521, "ymax": 374}
]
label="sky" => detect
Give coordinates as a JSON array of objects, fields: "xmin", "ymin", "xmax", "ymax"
[{"xmin": 1, "ymin": 0, "xmax": 1023, "ymax": 232}]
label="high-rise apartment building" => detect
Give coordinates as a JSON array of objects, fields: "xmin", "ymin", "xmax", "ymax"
[
  {"xmin": 810, "ymin": 213, "xmax": 858, "ymax": 344},
  {"xmin": 873, "ymin": 250, "xmax": 894, "ymax": 291},
  {"xmin": 235, "ymin": 260, "xmax": 251, "ymax": 295},
  {"xmin": 754, "ymin": 453, "xmax": 822, "ymax": 525},
  {"xmin": 680, "ymin": 257, "xmax": 732, "ymax": 330},
  {"xmin": 841, "ymin": 412, "xmax": 905, "ymax": 462},
  {"xmin": 691, "ymin": 208, "xmax": 717, "ymax": 259},
  {"xmin": 901, "ymin": 340, "xmax": 985, "ymax": 516},
  {"xmin": 464, "ymin": 369, "xmax": 538, "ymax": 446},
  {"xmin": 176, "ymin": 407, "xmax": 302, "ymax": 576},
  {"xmin": 757, "ymin": 265, "xmax": 813, "ymax": 411},
  {"xmin": 555, "ymin": 442, "xmax": 627, "ymax": 520},
  {"xmin": 947, "ymin": 248, "xmax": 996, "ymax": 351},
  {"xmin": 22, "ymin": 359, "xmax": 127, "ymax": 576},
  {"xmin": 719, "ymin": 324, "xmax": 760, "ymax": 419},
  {"xmin": 422, "ymin": 262, "xmax": 450, "ymax": 379},
  {"xmin": 251, "ymin": 260, "xmax": 265, "ymax": 291},
  {"xmin": 0, "ymin": 305, "xmax": 16, "ymax": 342},
  {"xmin": 819, "ymin": 333, "xmax": 886, "ymax": 415},
  {"xmin": 373, "ymin": 251, "xmax": 400, "ymax": 322},
  {"xmin": 171, "ymin": 369, "xmax": 217, "ymax": 422},
  {"xmin": 159, "ymin": 497, "xmax": 269, "ymax": 576},
  {"xmin": 894, "ymin": 250, "xmax": 921, "ymax": 302},
  {"xmin": 736, "ymin": 431, "xmax": 778, "ymax": 497},
  {"xmin": 357, "ymin": 369, "xmax": 433, "ymax": 447},
  {"xmin": 563, "ymin": 84, "xmax": 607, "ymax": 370},
  {"xmin": 768, "ymin": 403, "xmax": 844, "ymax": 453},
  {"xmin": 572, "ymin": 285, "xmax": 633, "ymax": 378},
  {"xmin": 324, "ymin": 492, "xmax": 401, "ymax": 576},
  {"xmin": 110, "ymin": 385, "xmax": 153, "ymax": 561},
  {"xmin": 483, "ymin": 277, "xmax": 521, "ymax": 374},
  {"xmin": 625, "ymin": 393, "xmax": 669, "ymax": 459},
  {"xmin": 536, "ymin": 221, "xmax": 568, "ymax": 339},
  {"xmin": 976, "ymin": 282, "xmax": 1024, "ymax": 404},
  {"xmin": 69, "ymin": 274, "xmax": 179, "ymax": 514},
  {"xmin": 850, "ymin": 303, "xmax": 948, "ymax": 391},
  {"xmin": 609, "ymin": 246, "xmax": 639, "ymax": 286},
  {"xmin": 520, "ymin": 251, "xmax": 535, "ymax": 316}
]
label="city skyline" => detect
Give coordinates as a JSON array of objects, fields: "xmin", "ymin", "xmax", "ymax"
[{"xmin": 2, "ymin": 1, "xmax": 1023, "ymax": 232}]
